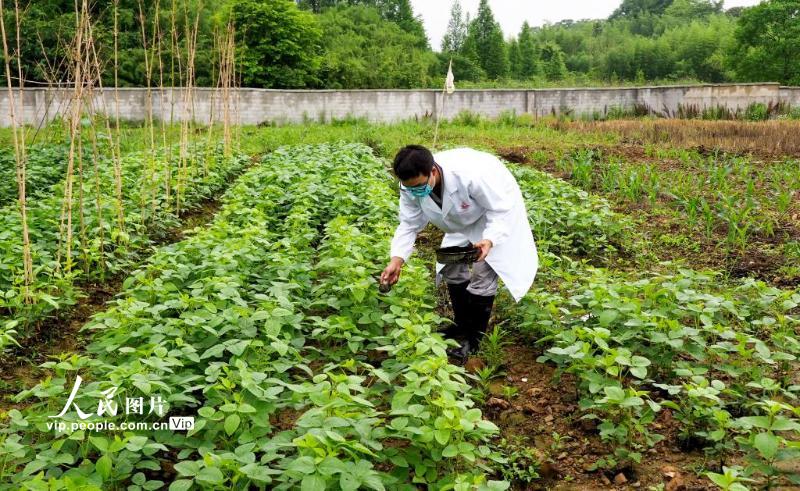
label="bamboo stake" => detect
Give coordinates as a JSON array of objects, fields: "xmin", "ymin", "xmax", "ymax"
[
  {"xmin": 169, "ymin": 0, "xmax": 177, "ymax": 129},
  {"xmin": 205, "ymin": 24, "xmax": 218, "ymax": 158},
  {"xmin": 137, "ymin": 0, "xmax": 156, "ymax": 224},
  {"xmin": 177, "ymin": 5, "xmax": 200, "ymax": 214},
  {"xmin": 76, "ymin": 118, "xmax": 87, "ymax": 272},
  {"xmin": 0, "ymin": 0, "xmax": 34, "ymax": 298},
  {"xmin": 57, "ymin": 0, "xmax": 89, "ymax": 274},
  {"xmin": 112, "ymin": 0, "xmax": 125, "ymax": 236},
  {"xmin": 154, "ymin": 0, "xmax": 171, "ymax": 207},
  {"xmin": 84, "ymin": 16, "xmax": 107, "ymax": 272}
]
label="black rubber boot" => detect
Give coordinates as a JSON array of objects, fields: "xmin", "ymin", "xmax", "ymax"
[
  {"xmin": 465, "ymin": 292, "xmax": 495, "ymax": 356},
  {"xmin": 442, "ymin": 281, "xmax": 470, "ymax": 340}
]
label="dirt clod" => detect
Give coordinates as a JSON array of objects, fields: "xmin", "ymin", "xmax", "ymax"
[
  {"xmin": 614, "ymin": 472, "xmax": 628, "ymax": 485},
  {"xmin": 539, "ymin": 462, "xmax": 559, "ymax": 480},
  {"xmin": 487, "ymin": 397, "xmax": 510, "ymax": 410},
  {"xmin": 463, "ymin": 357, "xmax": 485, "ymax": 373},
  {"xmin": 526, "ymin": 387, "xmax": 543, "ymax": 397},
  {"xmin": 661, "ymin": 465, "xmax": 679, "ymax": 479}
]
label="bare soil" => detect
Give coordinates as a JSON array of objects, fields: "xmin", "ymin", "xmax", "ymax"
[{"xmin": 480, "ymin": 343, "xmax": 718, "ymax": 490}]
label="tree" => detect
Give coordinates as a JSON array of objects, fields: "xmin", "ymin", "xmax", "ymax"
[
  {"xmin": 316, "ymin": 6, "xmax": 435, "ymax": 88},
  {"xmin": 376, "ymin": 0, "xmax": 428, "ymax": 47},
  {"xmin": 507, "ymin": 38, "xmax": 521, "ymax": 78},
  {"xmin": 441, "ymin": 0, "xmax": 468, "ymax": 53},
  {"xmin": 463, "ymin": 0, "xmax": 507, "ymax": 79},
  {"xmin": 232, "ymin": 0, "xmax": 322, "ymax": 88},
  {"xmin": 728, "ymin": 0, "xmax": 800, "ymax": 85},
  {"xmin": 518, "ymin": 21, "xmax": 539, "ymax": 78},
  {"xmin": 540, "ymin": 41, "xmax": 567, "ymax": 81},
  {"xmin": 663, "ymin": 0, "xmax": 723, "ymax": 22},
  {"xmin": 432, "ymin": 52, "xmax": 485, "ymax": 82},
  {"xmin": 611, "ymin": 0, "xmax": 675, "ymax": 19},
  {"xmin": 725, "ymin": 6, "xmax": 746, "ymax": 17},
  {"xmin": 1, "ymin": 0, "xmax": 219, "ymax": 87},
  {"xmin": 296, "ymin": 0, "xmax": 427, "ymax": 47}
]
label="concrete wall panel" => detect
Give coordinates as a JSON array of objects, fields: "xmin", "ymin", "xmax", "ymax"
[{"xmin": 0, "ymin": 83, "xmax": 795, "ymax": 127}]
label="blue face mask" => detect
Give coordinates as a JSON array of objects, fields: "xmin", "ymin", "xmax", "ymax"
[
  {"xmin": 401, "ymin": 170, "xmax": 435, "ymax": 198},
  {"xmin": 408, "ymin": 183, "xmax": 433, "ymax": 198}
]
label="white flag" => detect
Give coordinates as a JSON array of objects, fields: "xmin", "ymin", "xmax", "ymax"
[{"xmin": 445, "ymin": 60, "xmax": 455, "ymax": 95}]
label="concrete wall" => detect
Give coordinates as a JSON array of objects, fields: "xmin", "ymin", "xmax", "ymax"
[
  {"xmin": 0, "ymin": 83, "xmax": 796, "ymax": 127},
  {"xmin": 779, "ymin": 86, "xmax": 800, "ymax": 107}
]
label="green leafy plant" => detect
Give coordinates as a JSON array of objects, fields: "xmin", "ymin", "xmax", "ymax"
[
  {"xmin": 706, "ymin": 466, "xmax": 755, "ymax": 491},
  {"xmin": 479, "ymin": 325, "xmax": 511, "ymax": 369}
]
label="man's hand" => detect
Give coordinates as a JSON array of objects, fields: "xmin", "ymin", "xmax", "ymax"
[
  {"xmin": 474, "ymin": 239, "xmax": 493, "ymax": 262},
  {"xmin": 381, "ymin": 256, "xmax": 405, "ymax": 286}
]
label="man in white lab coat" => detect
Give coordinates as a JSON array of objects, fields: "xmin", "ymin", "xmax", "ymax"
[{"xmin": 380, "ymin": 145, "xmax": 538, "ymax": 361}]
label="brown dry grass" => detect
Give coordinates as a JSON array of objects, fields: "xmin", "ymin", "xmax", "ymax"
[{"xmin": 562, "ymin": 119, "xmax": 800, "ymax": 157}]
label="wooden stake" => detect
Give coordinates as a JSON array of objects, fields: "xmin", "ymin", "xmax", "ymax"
[{"xmin": 0, "ymin": 0, "xmax": 34, "ymax": 298}]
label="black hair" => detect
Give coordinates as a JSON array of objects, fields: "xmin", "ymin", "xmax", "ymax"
[{"xmin": 392, "ymin": 145, "xmax": 434, "ymax": 181}]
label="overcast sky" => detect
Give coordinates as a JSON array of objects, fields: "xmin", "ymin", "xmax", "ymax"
[{"xmin": 412, "ymin": 0, "xmax": 763, "ymax": 50}]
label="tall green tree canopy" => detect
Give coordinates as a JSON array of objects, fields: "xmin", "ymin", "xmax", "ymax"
[
  {"xmin": 2, "ymin": 0, "xmax": 217, "ymax": 87},
  {"xmin": 1, "ymin": 0, "xmax": 796, "ymax": 89},
  {"xmin": 462, "ymin": 0, "xmax": 507, "ymax": 79},
  {"xmin": 441, "ymin": 0, "xmax": 468, "ymax": 53},
  {"xmin": 296, "ymin": 0, "xmax": 427, "ymax": 47},
  {"xmin": 728, "ymin": 0, "xmax": 800, "ymax": 85},
  {"xmin": 315, "ymin": 6, "xmax": 435, "ymax": 89},
  {"xmin": 517, "ymin": 21, "xmax": 539, "ymax": 79},
  {"xmin": 611, "ymin": 0, "xmax": 675, "ymax": 19},
  {"xmin": 232, "ymin": 0, "xmax": 321, "ymax": 88}
]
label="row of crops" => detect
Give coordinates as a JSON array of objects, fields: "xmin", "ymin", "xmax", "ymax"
[
  {"xmin": 516, "ymin": 261, "xmax": 800, "ymax": 476},
  {"xmin": 510, "ymin": 160, "xmax": 800, "ymax": 484},
  {"xmin": 0, "ymin": 145, "xmax": 70, "ymax": 207},
  {"xmin": 0, "ymin": 144, "xmax": 507, "ymax": 490},
  {"xmin": 0, "ymin": 141, "xmax": 249, "ymax": 354},
  {"xmin": 554, "ymin": 148, "xmax": 799, "ymax": 262},
  {"xmin": 1, "ymin": 140, "xmax": 798, "ymax": 488}
]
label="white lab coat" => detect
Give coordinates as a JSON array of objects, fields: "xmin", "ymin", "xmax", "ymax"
[{"xmin": 389, "ymin": 147, "xmax": 538, "ymax": 302}]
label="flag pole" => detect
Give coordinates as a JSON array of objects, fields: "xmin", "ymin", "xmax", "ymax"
[{"xmin": 433, "ymin": 59, "xmax": 454, "ymax": 149}]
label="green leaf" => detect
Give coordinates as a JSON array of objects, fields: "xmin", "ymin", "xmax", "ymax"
[
  {"xmin": 301, "ymin": 474, "xmax": 326, "ymax": 491},
  {"xmin": 486, "ymin": 481, "xmax": 511, "ymax": 490},
  {"xmin": 363, "ymin": 474, "xmax": 386, "ymax": 491},
  {"xmin": 340, "ymin": 472, "xmax": 361, "ymax": 491},
  {"xmin": 754, "ymin": 432, "xmax": 779, "ymax": 460},
  {"xmin": 168, "ymin": 480, "xmax": 193, "ymax": 491},
  {"xmin": 95, "ymin": 454, "xmax": 112, "ymax": 480},
  {"xmin": 598, "ymin": 309, "xmax": 618, "ymax": 326},
  {"xmin": 442, "ymin": 445, "xmax": 459, "ymax": 458},
  {"xmin": 240, "ymin": 463, "xmax": 275, "ymax": 483},
  {"xmin": 173, "ymin": 461, "xmax": 200, "ymax": 477},
  {"xmin": 289, "ymin": 456, "xmax": 316, "ymax": 475},
  {"xmin": 132, "ymin": 473, "xmax": 146, "ymax": 485},
  {"xmin": 602, "ymin": 386, "xmax": 625, "ymax": 402},
  {"xmin": 89, "ymin": 436, "xmax": 109, "ymax": 452},
  {"xmin": 196, "ymin": 466, "xmax": 225, "ymax": 485},
  {"xmin": 390, "ymin": 417, "xmax": 408, "ymax": 430},
  {"xmin": 225, "ymin": 414, "xmax": 241, "ymax": 436}
]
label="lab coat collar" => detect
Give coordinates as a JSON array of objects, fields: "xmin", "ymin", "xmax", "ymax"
[{"xmin": 437, "ymin": 162, "xmax": 458, "ymax": 217}]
